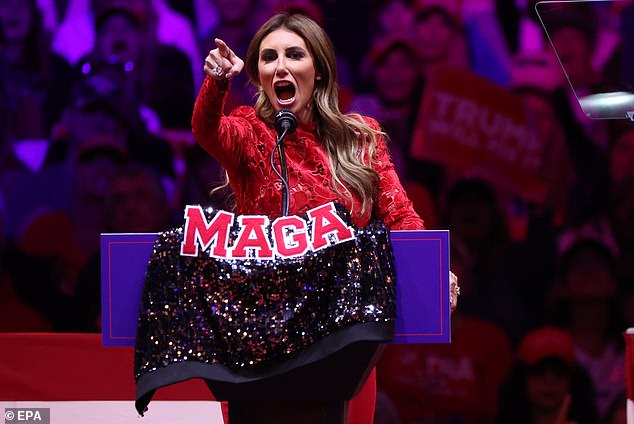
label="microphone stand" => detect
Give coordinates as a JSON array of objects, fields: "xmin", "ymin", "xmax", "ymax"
[
  {"xmin": 271, "ymin": 110, "xmax": 297, "ymax": 217},
  {"xmin": 273, "ymin": 129, "xmax": 291, "ymax": 216}
]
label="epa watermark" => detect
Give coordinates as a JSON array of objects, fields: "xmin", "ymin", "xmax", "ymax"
[{"xmin": 4, "ymin": 409, "xmax": 50, "ymax": 424}]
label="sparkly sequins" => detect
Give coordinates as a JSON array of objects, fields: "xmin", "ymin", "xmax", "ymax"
[{"xmin": 134, "ymin": 204, "xmax": 396, "ymax": 380}]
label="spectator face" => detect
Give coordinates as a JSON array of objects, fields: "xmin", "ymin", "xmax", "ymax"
[
  {"xmin": 373, "ymin": 46, "xmax": 420, "ymax": 106},
  {"xmin": 0, "ymin": 0, "xmax": 32, "ymax": 42},
  {"xmin": 95, "ymin": 13, "xmax": 143, "ymax": 64},
  {"xmin": 107, "ymin": 171, "xmax": 168, "ymax": 233},
  {"xmin": 65, "ymin": 108, "xmax": 126, "ymax": 156},
  {"xmin": 415, "ymin": 11, "xmax": 455, "ymax": 63},
  {"xmin": 448, "ymin": 193, "xmax": 496, "ymax": 248},
  {"xmin": 551, "ymin": 26, "xmax": 594, "ymax": 84},
  {"xmin": 564, "ymin": 247, "xmax": 616, "ymax": 302},
  {"xmin": 525, "ymin": 364, "xmax": 571, "ymax": 413},
  {"xmin": 73, "ymin": 129, "xmax": 127, "ymax": 200},
  {"xmin": 377, "ymin": 0, "xmax": 415, "ymax": 36},
  {"xmin": 75, "ymin": 150, "xmax": 124, "ymax": 199},
  {"xmin": 258, "ymin": 28, "xmax": 316, "ymax": 124}
]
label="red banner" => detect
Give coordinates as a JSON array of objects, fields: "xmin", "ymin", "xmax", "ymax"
[{"xmin": 410, "ymin": 67, "xmax": 547, "ymax": 203}]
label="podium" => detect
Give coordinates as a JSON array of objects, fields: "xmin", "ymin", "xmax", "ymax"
[{"xmin": 101, "ymin": 230, "xmax": 451, "ymax": 423}]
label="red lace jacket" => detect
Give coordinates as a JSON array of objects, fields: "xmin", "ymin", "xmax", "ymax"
[{"xmin": 191, "ymin": 76, "xmax": 425, "ymax": 231}]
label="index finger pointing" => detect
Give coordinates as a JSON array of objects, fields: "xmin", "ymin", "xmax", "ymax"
[{"xmin": 214, "ymin": 38, "xmax": 232, "ymax": 59}]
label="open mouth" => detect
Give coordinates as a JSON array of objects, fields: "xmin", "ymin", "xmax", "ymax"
[{"xmin": 274, "ymin": 81, "xmax": 296, "ymax": 106}]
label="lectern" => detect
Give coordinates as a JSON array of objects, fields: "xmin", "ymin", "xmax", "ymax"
[{"xmin": 101, "ymin": 229, "xmax": 450, "ymax": 423}]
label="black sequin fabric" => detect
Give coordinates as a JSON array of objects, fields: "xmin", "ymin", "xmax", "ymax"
[{"xmin": 134, "ymin": 203, "xmax": 396, "ymax": 381}]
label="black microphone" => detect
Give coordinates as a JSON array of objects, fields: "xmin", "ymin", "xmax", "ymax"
[
  {"xmin": 274, "ymin": 109, "xmax": 298, "ymax": 136},
  {"xmin": 271, "ymin": 110, "xmax": 297, "ymax": 216}
]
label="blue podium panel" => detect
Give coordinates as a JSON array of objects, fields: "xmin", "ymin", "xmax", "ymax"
[
  {"xmin": 101, "ymin": 230, "xmax": 450, "ymax": 346},
  {"xmin": 390, "ymin": 230, "xmax": 450, "ymax": 344}
]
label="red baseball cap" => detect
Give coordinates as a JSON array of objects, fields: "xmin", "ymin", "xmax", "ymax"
[
  {"xmin": 368, "ymin": 36, "xmax": 420, "ymax": 66},
  {"xmin": 517, "ymin": 326, "xmax": 576, "ymax": 366}
]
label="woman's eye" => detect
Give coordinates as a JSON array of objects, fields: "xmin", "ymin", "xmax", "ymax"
[
  {"xmin": 288, "ymin": 50, "xmax": 305, "ymax": 60},
  {"xmin": 261, "ymin": 52, "xmax": 277, "ymax": 62}
]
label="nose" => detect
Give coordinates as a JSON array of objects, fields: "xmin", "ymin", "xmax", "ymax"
[{"xmin": 275, "ymin": 57, "xmax": 288, "ymax": 76}]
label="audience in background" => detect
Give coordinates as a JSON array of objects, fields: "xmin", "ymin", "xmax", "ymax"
[
  {"xmin": 0, "ymin": 1, "xmax": 632, "ymax": 420},
  {"xmin": 0, "ymin": 0, "xmax": 74, "ymax": 149},
  {"xmin": 442, "ymin": 177, "xmax": 531, "ymax": 345},
  {"xmin": 368, "ymin": 0, "xmax": 415, "ymax": 41},
  {"xmin": 512, "ymin": 83, "xmax": 576, "ymax": 227},
  {"xmin": 351, "ymin": 35, "xmax": 423, "ymax": 180},
  {"xmin": 87, "ymin": 1, "xmax": 195, "ymax": 130},
  {"xmin": 603, "ymin": 175, "xmax": 634, "ymax": 326},
  {"xmin": 197, "ymin": 0, "xmax": 258, "ymax": 110},
  {"xmin": 550, "ymin": 235, "xmax": 625, "ymax": 418},
  {"xmin": 73, "ymin": 163, "xmax": 175, "ymax": 332},
  {"xmin": 496, "ymin": 326, "xmax": 598, "ymax": 424},
  {"xmin": 548, "ymin": 3, "xmax": 611, "ymax": 151},
  {"xmin": 609, "ymin": 125, "xmax": 634, "ymax": 185},
  {"xmin": 53, "ymin": 0, "xmax": 200, "ymax": 88},
  {"xmin": 412, "ymin": 1, "xmax": 468, "ymax": 81},
  {"xmin": 377, "ymin": 244, "xmax": 513, "ymax": 423},
  {"xmin": 0, "ymin": 194, "xmax": 52, "ymax": 331}
]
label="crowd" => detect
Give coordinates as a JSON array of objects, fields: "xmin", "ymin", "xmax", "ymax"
[{"xmin": 1, "ymin": 0, "xmax": 633, "ymax": 423}]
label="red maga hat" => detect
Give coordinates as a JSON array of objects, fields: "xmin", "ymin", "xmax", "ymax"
[{"xmin": 517, "ymin": 326, "xmax": 576, "ymax": 366}]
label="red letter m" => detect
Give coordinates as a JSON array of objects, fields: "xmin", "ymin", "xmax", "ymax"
[{"xmin": 180, "ymin": 206, "xmax": 234, "ymax": 258}]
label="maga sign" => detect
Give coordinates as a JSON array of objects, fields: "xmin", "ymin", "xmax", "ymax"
[
  {"xmin": 180, "ymin": 202, "xmax": 355, "ymax": 260},
  {"xmin": 411, "ymin": 67, "xmax": 547, "ymax": 203}
]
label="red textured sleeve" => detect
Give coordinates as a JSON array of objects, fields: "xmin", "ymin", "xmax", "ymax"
[
  {"xmin": 366, "ymin": 117, "xmax": 425, "ymax": 231},
  {"xmin": 191, "ymin": 76, "xmax": 257, "ymax": 170}
]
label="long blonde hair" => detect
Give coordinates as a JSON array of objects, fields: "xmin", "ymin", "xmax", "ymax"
[{"xmin": 245, "ymin": 12, "xmax": 383, "ymax": 215}]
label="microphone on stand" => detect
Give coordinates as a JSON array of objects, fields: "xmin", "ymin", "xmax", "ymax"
[
  {"xmin": 275, "ymin": 109, "xmax": 298, "ymax": 136},
  {"xmin": 272, "ymin": 110, "xmax": 297, "ymax": 217}
]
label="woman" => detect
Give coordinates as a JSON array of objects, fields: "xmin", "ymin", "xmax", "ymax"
[
  {"xmin": 0, "ymin": 0, "xmax": 73, "ymax": 138},
  {"xmin": 136, "ymin": 12, "xmax": 448, "ymax": 423},
  {"xmin": 194, "ymin": 13, "xmax": 424, "ymax": 423}
]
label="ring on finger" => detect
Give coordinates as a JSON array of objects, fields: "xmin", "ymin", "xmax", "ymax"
[{"xmin": 212, "ymin": 65, "xmax": 224, "ymax": 77}]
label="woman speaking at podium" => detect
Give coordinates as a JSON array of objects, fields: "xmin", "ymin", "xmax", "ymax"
[{"xmin": 136, "ymin": 11, "xmax": 434, "ymax": 424}]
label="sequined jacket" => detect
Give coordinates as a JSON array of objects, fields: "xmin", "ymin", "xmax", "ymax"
[{"xmin": 191, "ymin": 75, "xmax": 425, "ymax": 231}]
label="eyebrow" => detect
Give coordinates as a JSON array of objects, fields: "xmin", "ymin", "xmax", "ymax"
[{"xmin": 260, "ymin": 46, "xmax": 307, "ymax": 53}]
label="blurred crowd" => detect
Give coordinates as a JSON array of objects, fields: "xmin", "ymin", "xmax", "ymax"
[{"xmin": 1, "ymin": 0, "xmax": 633, "ymax": 423}]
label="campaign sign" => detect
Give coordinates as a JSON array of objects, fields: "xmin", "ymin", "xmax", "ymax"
[
  {"xmin": 101, "ymin": 229, "xmax": 450, "ymax": 346},
  {"xmin": 410, "ymin": 66, "xmax": 547, "ymax": 203}
]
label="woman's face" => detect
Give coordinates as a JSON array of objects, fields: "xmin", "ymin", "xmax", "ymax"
[
  {"xmin": 258, "ymin": 28, "xmax": 316, "ymax": 124},
  {"xmin": 0, "ymin": 0, "xmax": 32, "ymax": 42}
]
